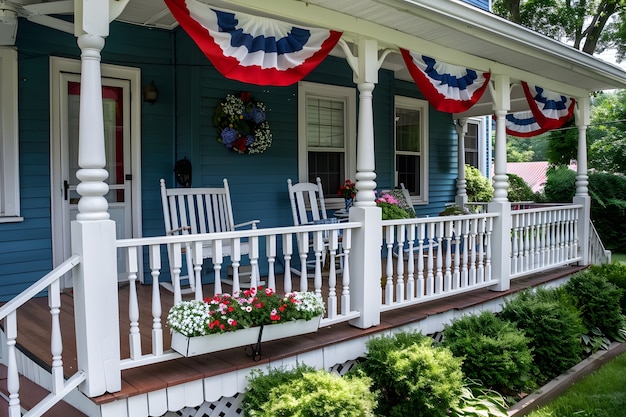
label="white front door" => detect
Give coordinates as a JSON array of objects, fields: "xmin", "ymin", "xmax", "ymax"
[{"xmin": 51, "ymin": 57, "xmax": 142, "ymax": 285}]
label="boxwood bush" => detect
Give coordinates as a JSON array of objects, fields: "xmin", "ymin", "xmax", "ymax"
[
  {"xmin": 587, "ymin": 263, "xmax": 626, "ymax": 314},
  {"xmin": 499, "ymin": 288, "xmax": 584, "ymax": 382},
  {"xmin": 242, "ymin": 364, "xmax": 376, "ymax": 417},
  {"xmin": 564, "ymin": 270, "xmax": 624, "ymax": 340},
  {"xmin": 355, "ymin": 331, "xmax": 464, "ymax": 417},
  {"xmin": 442, "ymin": 311, "xmax": 533, "ymax": 393}
]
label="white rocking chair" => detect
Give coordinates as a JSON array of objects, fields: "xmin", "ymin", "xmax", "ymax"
[
  {"xmin": 160, "ymin": 178, "xmax": 261, "ymax": 294},
  {"xmin": 287, "ymin": 177, "xmax": 342, "ymax": 276}
]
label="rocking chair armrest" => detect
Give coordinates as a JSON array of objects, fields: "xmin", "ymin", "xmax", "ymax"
[
  {"xmin": 167, "ymin": 226, "xmax": 191, "ymax": 235},
  {"xmin": 233, "ymin": 219, "xmax": 261, "ymax": 230}
]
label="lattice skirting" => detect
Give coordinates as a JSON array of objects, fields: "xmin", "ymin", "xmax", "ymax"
[{"xmin": 161, "ymin": 359, "xmax": 362, "ymax": 417}]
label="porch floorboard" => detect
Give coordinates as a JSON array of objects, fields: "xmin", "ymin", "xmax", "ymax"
[{"xmin": 8, "ymin": 265, "xmax": 585, "ymax": 407}]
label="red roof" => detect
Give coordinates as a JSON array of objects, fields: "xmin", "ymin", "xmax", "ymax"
[{"xmin": 490, "ymin": 161, "xmax": 577, "ymax": 193}]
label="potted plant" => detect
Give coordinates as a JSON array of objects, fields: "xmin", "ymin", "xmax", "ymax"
[
  {"xmin": 376, "ymin": 192, "xmax": 414, "ymax": 220},
  {"xmin": 167, "ymin": 286, "xmax": 325, "ymax": 356}
]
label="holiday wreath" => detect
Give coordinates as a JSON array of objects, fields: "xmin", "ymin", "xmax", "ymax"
[{"xmin": 212, "ymin": 92, "xmax": 272, "ymax": 154}]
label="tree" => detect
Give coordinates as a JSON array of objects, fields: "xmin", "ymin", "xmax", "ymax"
[
  {"xmin": 493, "ymin": 0, "xmax": 626, "ymax": 61},
  {"xmin": 588, "ymin": 90, "xmax": 626, "ymax": 173}
]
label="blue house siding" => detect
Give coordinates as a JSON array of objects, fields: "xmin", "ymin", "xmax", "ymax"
[
  {"xmin": 463, "ymin": 0, "xmax": 491, "ymax": 12},
  {"xmin": 0, "ymin": 21, "xmax": 176, "ymax": 300}
]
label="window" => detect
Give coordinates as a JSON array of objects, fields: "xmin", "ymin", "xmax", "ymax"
[
  {"xmin": 464, "ymin": 117, "xmax": 488, "ymax": 175},
  {"xmin": 0, "ymin": 48, "xmax": 21, "ymax": 222},
  {"xmin": 298, "ymin": 82, "xmax": 356, "ymax": 200},
  {"xmin": 395, "ymin": 96, "xmax": 428, "ymax": 204}
]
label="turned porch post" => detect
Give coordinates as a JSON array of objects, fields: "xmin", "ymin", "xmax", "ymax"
[
  {"xmin": 488, "ymin": 75, "xmax": 512, "ymax": 291},
  {"xmin": 341, "ymin": 38, "xmax": 384, "ymax": 328},
  {"xmin": 70, "ymin": 22, "xmax": 121, "ymax": 396},
  {"xmin": 455, "ymin": 118, "xmax": 468, "ymax": 207},
  {"xmin": 574, "ymin": 96, "xmax": 591, "ymax": 265}
]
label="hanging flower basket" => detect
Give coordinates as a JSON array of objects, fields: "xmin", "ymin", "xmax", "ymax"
[
  {"xmin": 212, "ymin": 92, "xmax": 272, "ymax": 154},
  {"xmin": 171, "ymin": 326, "xmax": 260, "ymax": 357},
  {"xmin": 261, "ymin": 315, "xmax": 322, "ymax": 342}
]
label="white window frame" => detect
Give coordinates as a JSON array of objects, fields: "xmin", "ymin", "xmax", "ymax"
[
  {"xmin": 298, "ymin": 81, "xmax": 356, "ymax": 205},
  {"xmin": 465, "ymin": 117, "xmax": 488, "ymax": 176},
  {"xmin": 0, "ymin": 47, "xmax": 21, "ymax": 222},
  {"xmin": 395, "ymin": 96, "xmax": 429, "ymax": 205}
]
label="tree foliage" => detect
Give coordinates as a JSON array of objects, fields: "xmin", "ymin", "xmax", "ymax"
[
  {"xmin": 588, "ymin": 90, "xmax": 626, "ymax": 173},
  {"xmin": 493, "ymin": 0, "xmax": 626, "ymax": 60}
]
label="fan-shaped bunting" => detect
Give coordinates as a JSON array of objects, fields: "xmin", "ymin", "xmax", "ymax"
[
  {"xmin": 164, "ymin": 0, "xmax": 342, "ymax": 86},
  {"xmin": 400, "ymin": 49, "xmax": 491, "ymax": 113}
]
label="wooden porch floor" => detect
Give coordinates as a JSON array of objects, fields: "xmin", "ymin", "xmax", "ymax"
[{"xmin": 7, "ymin": 265, "xmax": 585, "ymax": 409}]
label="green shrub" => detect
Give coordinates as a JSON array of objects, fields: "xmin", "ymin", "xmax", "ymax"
[
  {"xmin": 543, "ymin": 166, "xmax": 576, "ymax": 203},
  {"xmin": 499, "ymin": 288, "xmax": 584, "ymax": 382},
  {"xmin": 507, "ymin": 173, "xmax": 535, "ymax": 202},
  {"xmin": 243, "ymin": 365, "xmax": 377, "ymax": 417},
  {"xmin": 466, "ymin": 165, "xmax": 494, "ymax": 202},
  {"xmin": 588, "ymin": 262, "xmax": 626, "ymax": 313},
  {"xmin": 442, "ymin": 311, "xmax": 533, "ymax": 393},
  {"xmin": 564, "ymin": 270, "xmax": 624, "ymax": 340},
  {"xmin": 588, "ymin": 172, "xmax": 626, "ymax": 253},
  {"xmin": 242, "ymin": 363, "xmax": 316, "ymax": 414},
  {"xmin": 356, "ymin": 331, "xmax": 464, "ymax": 417}
]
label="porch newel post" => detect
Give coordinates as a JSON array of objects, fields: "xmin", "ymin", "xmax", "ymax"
[
  {"xmin": 347, "ymin": 38, "xmax": 382, "ymax": 328},
  {"xmin": 455, "ymin": 118, "xmax": 468, "ymax": 207},
  {"xmin": 71, "ymin": 33, "xmax": 121, "ymax": 396},
  {"xmin": 574, "ymin": 96, "xmax": 591, "ymax": 265},
  {"xmin": 488, "ymin": 75, "xmax": 511, "ymax": 291}
]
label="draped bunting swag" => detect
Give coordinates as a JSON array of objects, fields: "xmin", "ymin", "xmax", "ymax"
[
  {"xmin": 400, "ymin": 49, "xmax": 491, "ymax": 113},
  {"xmin": 498, "ymin": 111, "xmax": 551, "ymax": 138},
  {"xmin": 502, "ymin": 82, "xmax": 576, "ymax": 137},
  {"xmin": 164, "ymin": 0, "xmax": 342, "ymax": 86}
]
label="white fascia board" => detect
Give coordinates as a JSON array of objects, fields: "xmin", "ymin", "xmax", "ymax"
[{"xmin": 388, "ymin": 0, "xmax": 626, "ymax": 89}]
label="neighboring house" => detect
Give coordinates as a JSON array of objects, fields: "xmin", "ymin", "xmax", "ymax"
[
  {"xmin": 0, "ymin": 0, "xmax": 623, "ymax": 415},
  {"xmin": 497, "ymin": 161, "xmax": 578, "ymax": 193}
]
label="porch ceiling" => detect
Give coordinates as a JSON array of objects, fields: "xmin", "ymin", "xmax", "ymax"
[{"xmin": 14, "ymin": 0, "xmax": 626, "ymax": 116}]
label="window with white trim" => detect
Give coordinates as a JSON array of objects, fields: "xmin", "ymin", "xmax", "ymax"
[
  {"xmin": 395, "ymin": 96, "xmax": 428, "ymax": 204},
  {"xmin": 464, "ymin": 117, "xmax": 488, "ymax": 175},
  {"xmin": 298, "ymin": 82, "xmax": 356, "ymax": 199},
  {"xmin": 0, "ymin": 48, "xmax": 21, "ymax": 222}
]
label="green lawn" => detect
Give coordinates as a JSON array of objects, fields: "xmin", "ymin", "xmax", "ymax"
[
  {"xmin": 526, "ymin": 351, "xmax": 626, "ymax": 417},
  {"xmin": 612, "ymin": 253, "xmax": 626, "ymax": 264}
]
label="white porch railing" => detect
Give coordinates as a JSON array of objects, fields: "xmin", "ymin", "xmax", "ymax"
[
  {"xmin": 0, "ymin": 255, "xmax": 86, "ymax": 417},
  {"xmin": 115, "ymin": 222, "xmax": 361, "ymax": 370},
  {"xmin": 589, "ymin": 220, "xmax": 611, "ymax": 264},
  {"xmin": 379, "ymin": 213, "xmax": 498, "ymax": 311},
  {"xmin": 510, "ymin": 205, "xmax": 582, "ymax": 278}
]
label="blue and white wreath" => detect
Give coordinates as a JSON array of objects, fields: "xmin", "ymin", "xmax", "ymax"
[{"xmin": 212, "ymin": 92, "xmax": 272, "ymax": 155}]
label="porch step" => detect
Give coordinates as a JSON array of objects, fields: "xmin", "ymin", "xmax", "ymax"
[{"xmin": 0, "ymin": 364, "xmax": 88, "ymax": 417}]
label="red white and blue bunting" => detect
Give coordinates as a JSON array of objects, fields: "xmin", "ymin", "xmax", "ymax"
[
  {"xmin": 501, "ymin": 83, "xmax": 576, "ymax": 137},
  {"xmin": 500, "ymin": 111, "xmax": 551, "ymax": 138},
  {"xmin": 400, "ymin": 49, "xmax": 491, "ymax": 113},
  {"xmin": 164, "ymin": 0, "xmax": 342, "ymax": 86},
  {"xmin": 521, "ymin": 81, "xmax": 576, "ymax": 130}
]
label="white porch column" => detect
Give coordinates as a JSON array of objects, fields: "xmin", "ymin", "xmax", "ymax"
[
  {"xmin": 344, "ymin": 38, "xmax": 384, "ymax": 328},
  {"xmin": 71, "ymin": 33, "xmax": 121, "ymax": 396},
  {"xmin": 574, "ymin": 96, "xmax": 591, "ymax": 265},
  {"xmin": 455, "ymin": 118, "xmax": 468, "ymax": 207},
  {"xmin": 487, "ymin": 75, "xmax": 511, "ymax": 291}
]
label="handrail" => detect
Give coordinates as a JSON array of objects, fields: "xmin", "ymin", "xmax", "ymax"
[{"xmin": 0, "ymin": 255, "xmax": 81, "ymax": 320}]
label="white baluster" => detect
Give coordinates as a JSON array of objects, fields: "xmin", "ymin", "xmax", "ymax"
[
  {"xmin": 384, "ymin": 226, "xmax": 395, "ymax": 305},
  {"xmin": 282, "ymin": 234, "xmax": 293, "ymax": 293},
  {"xmin": 313, "ymin": 232, "xmax": 323, "ymax": 297},
  {"xmin": 212, "ymin": 240, "xmax": 224, "ymax": 295},
  {"xmin": 327, "ymin": 229, "xmax": 339, "ymax": 319},
  {"xmin": 341, "ymin": 229, "xmax": 351, "ymax": 316},
  {"xmin": 435, "ymin": 221, "xmax": 443, "ymax": 294},
  {"xmin": 149, "ymin": 245, "xmax": 163, "ymax": 356},
  {"xmin": 266, "ymin": 235, "xmax": 277, "ymax": 290},
  {"xmin": 192, "ymin": 241, "xmax": 203, "ymax": 301},
  {"xmin": 469, "ymin": 218, "xmax": 477, "ymax": 286},
  {"xmin": 444, "ymin": 220, "xmax": 453, "ymax": 291},
  {"xmin": 230, "ymin": 238, "xmax": 242, "ymax": 293},
  {"xmin": 126, "ymin": 246, "xmax": 141, "ymax": 360},
  {"xmin": 49, "ymin": 279, "xmax": 64, "ymax": 392},
  {"xmin": 396, "ymin": 224, "xmax": 406, "ymax": 303},
  {"xmin": 406, "ymin": 224, "xmax": 416, "ymax": 301},
  {"xmin": 170, "ymin": 243, "xmax": 182, "ymax": 305},
  {"xmin": 416, "ymin": 223, "xmax": 425, "ymax": 298},
  {"xmin": 6, "ymin": 312, "xmax": 20, "ymax": 417},
  {"xmin": 249, "ymin": 236, "xmax": 260, "ymax": 289}
]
